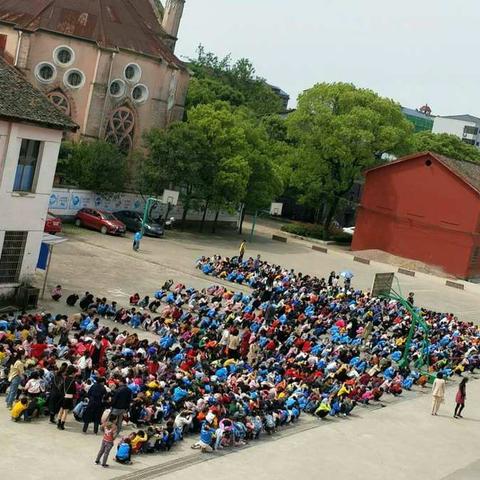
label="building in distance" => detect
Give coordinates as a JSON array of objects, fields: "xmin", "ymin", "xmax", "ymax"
[
  {"xmin": 0, "ymin": 56, "xmax": 77, "ymax": 298},
  {"xmin": 0, "ymin": 0, "xmax": 190, "ymax": 152},
  {"xmin": 433, "ymin": 114, "xmax": 480, "ymax": 148},
  {"xmin": 352, "ymin": 151, "xmax": 480, "ymax": 280}
]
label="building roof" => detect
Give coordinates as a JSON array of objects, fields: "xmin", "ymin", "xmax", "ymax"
[
  {"xmin": 365, "ymin": 151, "xmax": 480, "ymax": 196},
  {"xmin": 442, "ymin": 114, "xmax": 480, "ymax": 124},
  {"xmin": 401, "ymin": 107, "xmax": 434, "ymax": 121},
  {"xmin": 435, "ymin": 153, "xmax": 480, "ymax": 194},
  {"xmin": 0, "ymin": 56, "xmax": 78, "ymax": 131},
  {"xmin": 0, "ymin": 0, "xmax": 186, "ymax": 69},
  {"xmin": 269, "ymin": 84, "xmax": 290, "ymax": 100}
]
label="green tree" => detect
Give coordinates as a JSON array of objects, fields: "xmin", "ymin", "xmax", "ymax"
[
  {"xmin": 186, "ymin": 102, "xmax": 253, "ymax": 232},
  {"xmin": 143, "ymin": 121, "xmax": 211, "ymax": 227},
  {"xmin": 410, "ymin": 131, "xmax": 480, "ymax": 163},
  {"xmin": 187, "ymin": 45, "xmax": 284, "ymax": 116},
  {"xmin": 210, "ymin": 156, "xmax": 250, "ymax": 232},
  {"xmin": 287, "ymin": 82, "xmax": 413, "ymax": 237},
  {"xmin": 60, "ymin": 140, "xmax": 128, "ymax": 194},
  {"xmin": 188, "ymin": 103, "xmax": 284, "ymax": 233},
  {"xmin": 140, "ymin": 102, "xmax": 284, "ymax": 233}
]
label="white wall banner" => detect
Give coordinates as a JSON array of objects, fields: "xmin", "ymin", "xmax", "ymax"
[{"xmin": 49, "ymin": 188, "xmax": 237, "ymax": 222}]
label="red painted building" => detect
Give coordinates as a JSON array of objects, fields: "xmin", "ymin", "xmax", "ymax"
[{"xmin": 352, "ymin": 152, "xmax": 480, "ymax": 280}]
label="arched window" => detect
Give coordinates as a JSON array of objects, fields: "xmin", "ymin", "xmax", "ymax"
[
  {"xmin": 47, "ymin": 89, "xmax": 71, "ymax": 116},
  {"xmin": 105, "ymin": 106, "xmax": 135, "ymax": 153}
]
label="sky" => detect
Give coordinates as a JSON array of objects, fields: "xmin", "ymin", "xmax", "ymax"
[{"xmin": 176, "ymin": 0, "xmax": 479, "ymax": 116}]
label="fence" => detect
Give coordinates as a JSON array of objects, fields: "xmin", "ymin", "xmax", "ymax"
[{"xmin": 48, "ymin": 188, "xmax": 238, "ymax": 223}]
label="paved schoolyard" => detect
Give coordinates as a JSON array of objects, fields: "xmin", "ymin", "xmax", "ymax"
[
  {"xmin": 4, "ymin": 223, "xmax": 476, "ymax": 480},
  {"xmin": 36, "ymin": 222, "xmax": 480, "ymax": 322}
]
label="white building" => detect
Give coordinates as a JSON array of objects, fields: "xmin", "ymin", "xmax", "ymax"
[
  {"xmin": 432, "ymin": 114, "xmax": 480, "ymax": 148},
  {"xmin": 0, "ymin": 56, "xmax": 77, "ymax": 299}
]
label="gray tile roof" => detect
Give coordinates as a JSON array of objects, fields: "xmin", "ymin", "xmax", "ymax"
[
  {"xmin": 0, "ymin": 57, "xmax": 77, "ymax": 131},
  {"xmin": 432, "ymin": 153, "xmax": 480, "ymax": 194}
]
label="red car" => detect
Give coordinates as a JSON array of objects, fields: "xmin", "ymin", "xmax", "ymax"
[
  {"xmin": 74, "ymin": 208, "xmax": 126, "ymax": 235},
  {"xmin": 44, "ymin": 212, "xmax": 62, "ymax": 234}
]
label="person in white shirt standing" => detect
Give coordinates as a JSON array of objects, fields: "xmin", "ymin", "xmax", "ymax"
[{"xmin": 431, "ymin": 372, "xmax": 446, "ymax": 415}]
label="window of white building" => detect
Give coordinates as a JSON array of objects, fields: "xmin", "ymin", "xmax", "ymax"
[
  {"xmin": 13, "ymin": 139, "xmax": 42, "ymax": 193},
  {"xmin": 0, "ymin": 231, "xmax": 28, "ymax": 284}
]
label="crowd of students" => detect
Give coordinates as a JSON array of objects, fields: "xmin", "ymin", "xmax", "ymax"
[{"xmin": 1, "ymin": 253, "xmax": 479, "ymax": 466}]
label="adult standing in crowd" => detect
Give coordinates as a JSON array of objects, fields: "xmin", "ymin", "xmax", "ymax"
[
  {"xmin": 48, "ymin": 364, "xmax": 66, "ymax": 424},
  {"xmin": 83, "ymin": 377, "xmax": 107, "ymax": 434},
  {"xmin": 431, "ymin": 372, "xmax": 446, "ymax": 416},
  {"xmin": 238, "ymin": 240, "xmax": 246, "ymax": 263},
  {"xmin": 110, "ymin": 377, "xmax": 132, "ymax": 433},
  {"xmin": 5, "ymin": 351, "xmax": 25, "ymax": 409},
  {"xmin": 454, "ymin": 378, "xmax": 468, "ymax": 418},
  {"xmin": 57, "ymin": 365, "xmax": 76, "ymax": 430}
]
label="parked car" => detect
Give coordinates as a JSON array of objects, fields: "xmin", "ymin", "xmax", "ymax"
[
  {"xmin": 114, "ymin": 210, "xmax": 164, "ymax": 237},
  {"xmin": 342, "ymin": 226, "xmax": 355, "ymax": 235},
  {"xmin": 44, "ymin": 212, "xmax": 62, "ymax": 234},
  {"xmin": 74, "ymin": 208, "xmax": 126, "ymax": 235}
]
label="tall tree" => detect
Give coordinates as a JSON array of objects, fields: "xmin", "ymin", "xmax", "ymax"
[
  {"xmin": 189, "ymin": 104, "xmax": 285, "ymax": 233},
  {"xmin": 287, "ymin": 82, "xmax": 413, "ymax": 237},
  {"xmin": 59, "ymin": 140, "xmax": 128, "ymax": 194},
  {"xmin": 143, "ymin": 122, "xmax": 211, "ymax": 226},
  {"xmin": 410, "ymin": 131, "xmax": 480, "ymax": 163},
  {"xmin": 186, "ymin": 102, "xmax": 254, "ymax": 232},
  {"xmin": 186, "ymin": 45, "xmax": 284, "ymax": 116}
]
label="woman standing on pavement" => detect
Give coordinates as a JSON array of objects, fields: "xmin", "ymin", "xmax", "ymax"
[
  {"xmin": 5, "ymin": 351, "xmax": 25, "ymax": 409},
  {"xmin": 454, "ymin": 378, "xmax": 468, "ymax": 418},
  {"xmin": 57, "ymin": 365, "xmax": 77, "ymax": 430},
  {"xmin": 48, "ymin": 364, "xmax": 66, "ymax": 424},
  {"xmin": 431, "ymin": 372, "xmax": 446, "ymax": 416}
]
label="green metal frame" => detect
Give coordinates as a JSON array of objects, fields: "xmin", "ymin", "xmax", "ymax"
[
  {"xmin": 141, "ymin": 197, "xmax": 162, "ymax": 234},
  {"xmin": 380, "ymin": 277, "xmax": 434, "ymax": 381}
]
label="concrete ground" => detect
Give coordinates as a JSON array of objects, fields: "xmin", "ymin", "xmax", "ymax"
[
  {"xmin": 2, "ymin": 221, "xmax": 478, "ymax": 480},
  {"xmin": 36, "ymin": 221, "xmax": 480, "ymax": 321}
]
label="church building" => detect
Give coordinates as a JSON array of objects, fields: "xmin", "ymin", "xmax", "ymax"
[{"xmin": 0, "ymin": 0, "xmax": 190, "ymax": 151}]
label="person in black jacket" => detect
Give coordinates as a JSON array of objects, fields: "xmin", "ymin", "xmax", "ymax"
[
  {"xmin": 57, "ymin": 365, "xmax": 77, "ymax": 430},
  {"xmin": 79, "ymin": 292, "xmax": 94, "ymax": 311},
  {"xmin": 66, "ymin": 293, "xmax": 79, "ymax": 307},
  {"xmin": 110, "ymin": 378, "xmax": 132, "ymax": 432},
  {"xmin": 83, "ymin": 377, "xmax": 107, "ymax": 434},
  {"xmin": 48, "ymin": 363, "xmax": 66, "ymax": 424}
]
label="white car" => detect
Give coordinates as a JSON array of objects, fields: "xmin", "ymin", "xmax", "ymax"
[{"xmin": 342, "ymin": 226, "xmax": 355, "ymax": 235}]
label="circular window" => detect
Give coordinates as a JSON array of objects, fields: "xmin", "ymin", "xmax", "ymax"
[
  {"xmin": 109, "ymin": 79, "xmax": 126, "ymax": 98},
  {"xmin": 124, "ymin": 63, "xmax": 141, "ymax": 83},
  {"xmin": 64, "ymin": 68, "xmax": 85, "ymax": 89},
  {"xmin": 35, "ymin": 62, "xmax": 57, "ymax": 84},
  {"xmin": 53, "ymin": 45, "xmax": 75, "ymax": 66},
  {"xmin": 131, "ymin": 84, "xmax": 149, "ymax": 104}
]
